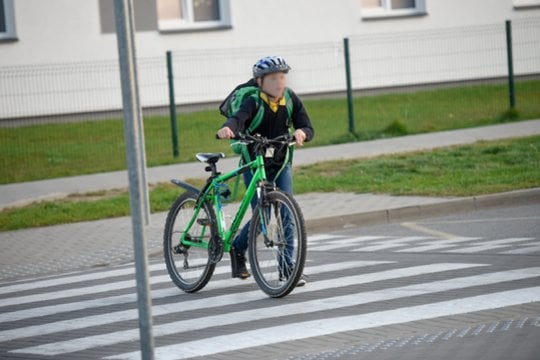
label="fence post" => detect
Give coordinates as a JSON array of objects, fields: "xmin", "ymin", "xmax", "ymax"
[
  {"xmin": 505, "ymin": 20, "xmax": 516, "ymax": 109},
  {"xmin": 343, "ymin": 37, "xmax": 356, "ymax": 134},
  {"xmin": 166, "ymin": 51, "xmax": 180, "ymax": 157}
]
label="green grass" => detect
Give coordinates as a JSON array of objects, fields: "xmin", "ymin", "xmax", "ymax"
[
  {"xmin": 304, "ymin": 80, "xmax": 540, "ymax": 143},
  {"xmin": 1, "ymin": 136, "xmax": 538, "ymax": 231},
  {"xmin": 294, "ymin": 136, "xmax": 540, "ymax": 196},
  {"xmin": 1, "ymin": 80, "xmax": 539, "ymax": 184}
]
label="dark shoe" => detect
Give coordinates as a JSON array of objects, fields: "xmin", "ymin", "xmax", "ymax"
[{"xmin": 230, "ymin": 247, "xmax": 250, "ymax": 279}]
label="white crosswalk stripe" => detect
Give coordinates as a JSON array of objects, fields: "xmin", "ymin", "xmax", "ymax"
[
  {"xmin": 310, "ymin": 234, "xmax": 539, "ymax": 255},
  {"xmin": 106, "ymin": 286, "xmax": 540, "ymax": 360},
  {"xmin": 500, "ymin": 244, "xmax": 540, "ymax": 254},
  {"xmin": 0, "ymin": 262, "xmax": 166, "ymax": 296},
  {"xmin": 308, "ymin": 235, "xmax": 387, "ymax": 251},
  {"xmin": 444, "ymin": 237, "xmax": 536, "ymax": 253},
  {"xmin": 15, "ymin": 265, "xmax": 538, "ymax": 356},
  {"xmin": 0, "ymin": 261, "xmax": 385, "ymax": 340},
  {"xmin": 395, "ymin": 237, "xmax": 482, "ymax": 252},
  {"xmin": 351, "ymin": 236, "xmax": 430, "ymax": 252},
  {"xmin": 0, "ymin": 235, "xmax": 539, "ymax": 359}
]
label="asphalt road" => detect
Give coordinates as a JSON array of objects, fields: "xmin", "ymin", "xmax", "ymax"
[
  {"xmin": 0, "ymin": 204, "xmax": 539, "ymax": 359},
  {"xmin": 310, "ymin": 203, "xmax": 540, "ymax": 360}
]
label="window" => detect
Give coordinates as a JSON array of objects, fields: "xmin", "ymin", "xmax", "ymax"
[
  {"xmin": 99, "ymin": 0, "xmax": 158, "ymax": 34},
  {"xmin": 361, "ymin": 0, "xmax": 427, "ymax": 19},
  {"xmin": 157, "ymin": 0, "xmax": 231, "ymax": 32},
  {"xmin": 0, "ymin": 0, "xmax": 17, "ymax": 41}
]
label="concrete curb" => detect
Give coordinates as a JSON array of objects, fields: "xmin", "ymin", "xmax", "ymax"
[{"xmin": 305, "ymin": 188, "xmax": 540, "ymax": 233}]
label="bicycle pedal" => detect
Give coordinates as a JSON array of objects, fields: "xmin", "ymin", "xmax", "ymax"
[{"xmin": 196, "ymin": 218, "xmax": 211, "ymax": 226}]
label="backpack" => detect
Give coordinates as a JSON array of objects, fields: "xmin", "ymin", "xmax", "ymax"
[{"xmin": 219, "ymin": 80, "xmax": 294, "ymax": 156}]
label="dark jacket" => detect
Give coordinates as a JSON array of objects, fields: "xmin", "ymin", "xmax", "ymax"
[
  {"xmin": 221, "ymin": 86, "xmax": 314, "ymax": 169},
  {"xmin": 221, "ymin": 87, "xmax": 315, "ymax": 142}
]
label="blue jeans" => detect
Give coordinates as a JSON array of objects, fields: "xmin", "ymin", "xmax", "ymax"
[{"xmin": 232, "ymin": 164, "xmax": 293, "ymax": 254}]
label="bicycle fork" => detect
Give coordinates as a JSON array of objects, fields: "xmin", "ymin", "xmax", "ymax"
[{"xmin": 257, "ymin": 181, "xmax": 282, "ymax": 248}]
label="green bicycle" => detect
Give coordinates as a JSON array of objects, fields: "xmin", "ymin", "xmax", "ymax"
[{"xmin": 163, "ymin": 134, "xmax": 307, "ymax": 298}]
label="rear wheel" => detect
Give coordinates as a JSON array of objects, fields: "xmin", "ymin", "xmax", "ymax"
[
  {"xmin": 163, "ymin": 192, "xmax": 216, "ymax": 293},
  {"xmin": 248, "ymin": 190, "xmax": 307, "ymax": 298}
]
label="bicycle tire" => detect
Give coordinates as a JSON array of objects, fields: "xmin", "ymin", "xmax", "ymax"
[
  {"xmin": 163, "ymin": 192, "xmax": 216, "ymax": 293},
  {"xmin": 248, "ymin": 190, "xmax": 307, "ymax": 298}
]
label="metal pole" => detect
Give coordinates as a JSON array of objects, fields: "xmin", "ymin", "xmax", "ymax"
[
  {"xmin": 343, "ymin": 37, "xmax": 355, "ymax": 134},
  {"xmin": 127, "ymin": 0, "xmax": 150, "ymax": 225},
  {"xmin": 113, "ymin": 1, "xmax": 154, "ymax": 359},
  {"xmin": 166, "ymin": 51, "xmax": 180, "ymax": 157},
  {"xmin": 505, "ymin": 20, "xmax": 516, "ymax": 109}
]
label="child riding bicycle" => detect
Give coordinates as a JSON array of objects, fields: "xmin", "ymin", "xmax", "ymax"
[{"xmin": 216, "ymin": 56, "xmax": 315, "ymax": 285}]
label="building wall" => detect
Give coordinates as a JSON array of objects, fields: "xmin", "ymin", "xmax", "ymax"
[
  {"xmin": 0, "ymin": 0, "xmax": 539, "ymax": 119},
  {"xmin": 2, "ymin": 0, "xmax": 539, "ymax": 66}
]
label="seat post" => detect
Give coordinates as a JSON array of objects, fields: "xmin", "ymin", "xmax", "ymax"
[
  {"xmin": 205, "ymin": 163, "xmax": 219, "ymax": 177},
  {"xmin": 196, "ymin": 153, "xmax": 224, "ymax": 177}
]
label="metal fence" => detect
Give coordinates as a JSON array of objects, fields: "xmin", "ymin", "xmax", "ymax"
[
  {"xmin": 348, "ymin": 18, "xmax": 539, "ymax": 89},
  {"xmin": 0, "ymin": 18, "xmax": 539, "ymax": 184}
]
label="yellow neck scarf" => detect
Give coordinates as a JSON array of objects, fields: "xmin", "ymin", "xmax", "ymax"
[{"xmin": 260, "ymin": 92, "xmax": 286, "ymax": 113}]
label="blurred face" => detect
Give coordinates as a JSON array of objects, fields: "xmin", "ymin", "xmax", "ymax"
[{"xmin": 258, "ymin": 72, "xmax": 287, "ymax": 99}]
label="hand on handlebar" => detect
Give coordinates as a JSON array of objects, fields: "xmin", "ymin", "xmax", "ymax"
[
  {"xmin": 293, "ymin": 129, "xmax": 306, "ymax": 146},
  {"xmin": 216, "ymin": 127, "xmax": 236, "ymax": 139}
]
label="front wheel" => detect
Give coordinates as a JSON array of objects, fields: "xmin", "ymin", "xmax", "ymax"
[
  {"xmin": 248, "ymin": 190, "xmax": 307, "ymax": 298},
  {"xmin": 163, "ymin": 192, "xmax": 216, "ymax": 293}
]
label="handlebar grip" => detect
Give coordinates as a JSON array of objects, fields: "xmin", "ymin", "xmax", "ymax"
[{"xmin": 216, "ymin": 133, "xmax": 241, "ymax": 140}]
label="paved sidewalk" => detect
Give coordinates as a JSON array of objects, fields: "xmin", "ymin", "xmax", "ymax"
[{"xmin": 0, "ymin": 120, "xmax": 539, "ymax": 281}]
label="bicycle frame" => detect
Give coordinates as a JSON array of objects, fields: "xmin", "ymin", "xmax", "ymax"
[{"xmin": 172, "ymin": 153, "xmax": 269, "ymax": 254}]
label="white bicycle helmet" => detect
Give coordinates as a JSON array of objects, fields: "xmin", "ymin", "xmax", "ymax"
[{"xmin": 252, "ymin": 56, "xmax": 291, "ymax": 79}]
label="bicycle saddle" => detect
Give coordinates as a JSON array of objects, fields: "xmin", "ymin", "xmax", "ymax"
[{"xmin": 196, "ymin": 153, "xmax": 225, "ymax": 164}]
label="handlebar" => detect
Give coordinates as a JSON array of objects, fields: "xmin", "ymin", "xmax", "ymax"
[
  {"xmin": 239, "ymin": 133, "xmax": 295, "ymax": 145},
  {"xmin": 216, "ymin": 132, "xmax": 295, "ymax": 146}
]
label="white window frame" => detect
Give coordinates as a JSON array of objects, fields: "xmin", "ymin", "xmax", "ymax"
[
  {"xmin": 361, "ymin": 0, "xmax": 427, "ymax": 20},
  {"xmin": 0, "ymin": 0, "xmax": 17, "ymax": 40},
  {"xmin": 158, "ymin": 0, "xmax": 231, "ymax": 33},
  {"xmin": 513, "ymin": 0, "xmax": 540, "ymax": 9}
]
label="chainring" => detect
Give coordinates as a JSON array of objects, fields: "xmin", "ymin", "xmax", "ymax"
[{"xmin": 208, "ymin": 234, "xmax": 224, "ymax": 264}]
